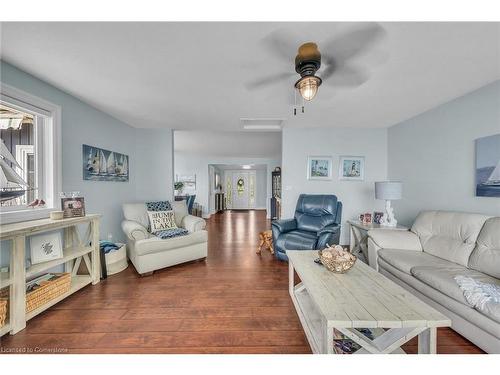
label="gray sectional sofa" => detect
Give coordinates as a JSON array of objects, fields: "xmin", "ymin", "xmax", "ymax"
[{"xmin": 367, "ymin": 211, "xmax": 500, "ymax": 353}]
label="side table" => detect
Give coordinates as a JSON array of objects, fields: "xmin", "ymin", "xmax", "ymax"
[{"xmin": 347, "ymin": 220, "xmax": 408, "ymax": 266}]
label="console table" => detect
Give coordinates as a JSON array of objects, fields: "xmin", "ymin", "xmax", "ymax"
[
  {"xmin": 348, "ymin": 220, "xmax": 408, "ymax": 265},
  {"xmin": 287, "ymin": 250, "xmax": 450, "ymax": 354},
  {"xmin": 0, "ymin": 214, "xmax": 101, "ymax": 336}
]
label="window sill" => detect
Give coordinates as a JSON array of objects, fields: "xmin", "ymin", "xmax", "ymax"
[{"xmin": 0, "ymin": 207, "xmax": 54, "ymax": 225}]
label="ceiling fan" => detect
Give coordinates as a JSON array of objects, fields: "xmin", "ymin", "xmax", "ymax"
[{"xmin": 246, "ymin": 23, "xmax": 387, "ymax": 111}]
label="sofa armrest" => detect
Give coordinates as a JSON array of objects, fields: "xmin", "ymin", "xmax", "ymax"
[
  {"xmin": 122, "ymin": 220, "xmax": 149, "ymax": 241},
  {"xmin": 367, "ymin": 229, "xmax": 421, "ymax": 271},
  {"xmin": 318, "ymin": 224, "xmax": 340, "ymax": 236},
  {"xmin": 182, "ymin": 215, "xmax": 206, "ymax": 232},
  {"xmin": 368, "ymin": 229, "xmax": 422, "ymax": 251},
  {"xmin": 272, "ymin": 218, "xmax": 297, "ymax": 234}
]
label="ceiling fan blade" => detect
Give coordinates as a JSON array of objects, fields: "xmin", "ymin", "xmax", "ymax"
[
  {"xmin": 321, "ymin": 58, "xmax": 369, "ymax": 87},
  {"xmin": 261, "ymin": 28, "xmax": 301, "ymax": 61},
  {"xmin": 320, "ymin": 55, "xmax": 337, "ymax": 80},
  {"xmin": 322, "ymin": 22, "xmax": 386, "ymax": 63},
  {"xmin": 245, "ymin": 72, "xmax": 295, "ymax": 90}
]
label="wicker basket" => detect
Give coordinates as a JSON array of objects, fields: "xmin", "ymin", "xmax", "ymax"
[
  {"xmin": 0, "ymin": 286, "xmax": 8, "ymax": 328},
  {"xmin": 26, "ymin": 273, "xmax": 71, "ymax": 313},
  {"xmin": 0, "ymin": 298, "xmax": 7, "ymax": 328},
  {"xmin": 318, "ymin": 249, "xmax": 357, "ymax": 273}
]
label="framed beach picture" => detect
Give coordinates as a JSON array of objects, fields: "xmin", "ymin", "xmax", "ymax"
[
  {"xmin": 475, "ymin": 134, "xmax": 500, "ymax": 197},
  {"xmin": 30, "ymin": 232, "xmax": 63, "ymax": 265},
  {"xmin": 83, "ymin": 144, "xmax": 129, "ymax": 182},
  {"xmin": 307, "ymin": 156, "xmax": 333, "ymax": 180},
  {"xmin": 339, "ymin": 156, "xmax": 365, "ymax": 181}
]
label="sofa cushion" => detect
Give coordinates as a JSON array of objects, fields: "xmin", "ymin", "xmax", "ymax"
[
  {"xmin": 378, "ymin": 249, "xmax": 451, "ymax": 275},
  {"xmin": 123, "ymin": 203, "xmax": 149, "ymax": 229},
  {"xmin": 147, "ymin": 210, "xmax": 178, "ymax": 233},
  {"xmin": 134, "ymin": 230, "xmax": 208, "ymax": 256},
  {"xmin": 455, "ymin": 276, "xmax": 500, "ymax": 324},
  {"xmin": 275, "ymin": 230, "xmax": 318, "ymax": 253},
  {"xmin": 411, "ymin": 265, "xmax": 500, "ymax": 306},
  {"xmin": 411, "ymin": 211, "xmax": 491, "ymax": 267},
  {"xmin": 469, "ymin": 217, "xmax": 500, "ymax": 279},
  {"xmin": 145, "ymin": 200, "xmax": 172, "ymax": 211},
  {"xmin": 378, "ymin": 258, "xmax": 500, "ymax": 340},
  {"xmin": 171, "ymin": 200, "xmax": 189, "ymax": 227},
  {"xmin": 156, "ymin": 227, "xmax": 189, "ymax": 239}
]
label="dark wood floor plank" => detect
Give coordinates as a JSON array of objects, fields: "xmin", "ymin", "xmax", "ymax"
[
  {"xmin": 96, "ymin": 331, "xmax": 309, "ymax": 348},
  {"xmin": 0, "ymin": 210, "xmax": 484, "ymax": 354},
  {"xmin": 75, "ymin": 346, "xmax": 312, "ymax": 354}
]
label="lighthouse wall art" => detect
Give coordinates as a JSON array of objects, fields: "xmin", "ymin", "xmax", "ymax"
[
  {"xmin": 82, "ymin": 144, "xmax": 129, "ymax": 182},
  {"xmin": 475, "ymin": 134, "xmax": 500, "ymax": 197}
]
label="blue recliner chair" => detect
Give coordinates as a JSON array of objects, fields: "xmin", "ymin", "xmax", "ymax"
[{"xmin": 272, "ymin": 194, "xmax": 342, "ymax": 261}]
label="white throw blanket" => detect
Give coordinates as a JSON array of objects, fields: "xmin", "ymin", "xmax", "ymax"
[{"xmin": 455, "ymin": 276, "xmax": 500, "ymax": 323}]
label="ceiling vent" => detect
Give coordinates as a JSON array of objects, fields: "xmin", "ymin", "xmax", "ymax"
[{"xmin": 240, "ymin": 118, "xmax": 284, "ymax": 131}]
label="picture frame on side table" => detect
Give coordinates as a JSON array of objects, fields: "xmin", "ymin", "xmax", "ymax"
[
  {"xmin": 373, "ymin": 211, "xmax": 384, "ymax": 224},
  {"xmin": 307, "ymin": 156, "xmax": 333, "ymax": 180},
  {"xmin": 339, "ymin": 156, "xmax": 365, "ymax": 181},
  {"xmin": 30, "ymin": 232, "xmax": 63, "ymax": 265},
  {"xmin": 362, "ymin": 213, "xmax": 372, "ymax": 225}
]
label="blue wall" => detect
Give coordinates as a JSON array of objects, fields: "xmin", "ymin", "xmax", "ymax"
[
  {"xmin": 388, "ymin": 80, "xmax": 500, "ymax": 226},
  {"xmin": 1, "ymin": 61, "xmax": 174, "ymax": 268}
]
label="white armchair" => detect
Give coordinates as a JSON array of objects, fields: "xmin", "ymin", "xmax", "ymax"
[{"xmin": 121, "ymin": 201, "xmax": 207, "ymax": 275}]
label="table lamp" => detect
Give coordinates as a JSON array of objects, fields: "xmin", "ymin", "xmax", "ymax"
[{"xmin": 375, "ymin": 181, "xmax": 402, "ymax": 227}]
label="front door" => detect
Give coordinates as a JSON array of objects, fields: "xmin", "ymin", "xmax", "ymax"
[{"xmin": 232, "ymin": 172, "xmax": 249, "ymax": 209}]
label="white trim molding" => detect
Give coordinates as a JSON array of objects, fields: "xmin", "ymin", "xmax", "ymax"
[{"xmin": 0, "ymin": 83, "xmax": 62, "ymax": 224}]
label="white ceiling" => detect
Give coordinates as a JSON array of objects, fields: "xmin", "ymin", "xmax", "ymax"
[
  {"xmin": 1, "ymin": 22, "xmax": 499, "ymax": 130},
  {"xmin": 175, "ymin": 130, "xmax": 281, "ymax": 158}
]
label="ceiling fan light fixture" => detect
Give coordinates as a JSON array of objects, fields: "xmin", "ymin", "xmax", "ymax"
[{"xmin": 295, "ymin": 75, "xmax": 322, "ymax": 101}]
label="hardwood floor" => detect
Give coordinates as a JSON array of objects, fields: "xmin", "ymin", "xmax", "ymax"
[{"xmin": 0, "ymin": 210, "xmax": 484, "ymax": 354}]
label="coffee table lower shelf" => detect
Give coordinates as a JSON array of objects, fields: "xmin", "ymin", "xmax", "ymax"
[{"xmin": 290, "ymin": 282, "xmax": 405, "ymax": 354}]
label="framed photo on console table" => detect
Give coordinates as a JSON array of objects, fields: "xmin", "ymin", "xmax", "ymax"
[
  {"xmin": 339, "ymin": 156, "xmax": 365, "ymax": 181},
  {"xmin": 61, "ymin": 197, "xmax": 86, "ymax": 218},
  {"xmin": 30, "ymin": 232, "xmax": 63, "ymax": 265}
]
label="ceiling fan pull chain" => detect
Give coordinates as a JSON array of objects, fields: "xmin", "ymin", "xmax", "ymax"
[
  {"xmin": 293, "ymin": 89, "xmax": 297, "ymax": 116},
  {"xmin": 302, "ymin": 96, "xmax": 305, "ymax": 113}
]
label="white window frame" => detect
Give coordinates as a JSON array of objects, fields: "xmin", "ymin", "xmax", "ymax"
[
  {"xmin": 0, "ymin": 83, "xmax": 62, "ymax": 224},
  {"xmin": 15, "ymin": 144, "xmax": 35, "ymax": 205}
]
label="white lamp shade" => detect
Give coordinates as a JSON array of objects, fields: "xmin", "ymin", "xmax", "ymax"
[{"xmin": 375, "ymin": 181, "xmax": 402, "ymax": 200}]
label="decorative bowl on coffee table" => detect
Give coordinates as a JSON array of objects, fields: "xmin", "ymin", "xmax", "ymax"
[{"xmin": 318, "ymin": 246, "xmax": 356, "ymax": 273}]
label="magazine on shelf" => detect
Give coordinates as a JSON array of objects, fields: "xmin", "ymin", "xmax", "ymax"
[
  {"xmin": 25, "ymin": 273, "xmax": 59, "ymax": 293},
  {"xmin": 332, "ymin": 328, "xmax": 375, "ymax": 354}
]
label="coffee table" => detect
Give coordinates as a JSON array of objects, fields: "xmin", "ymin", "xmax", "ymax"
[{"xmin": 287, "ymin": 250, "xmax": 451, "ymax": 354}]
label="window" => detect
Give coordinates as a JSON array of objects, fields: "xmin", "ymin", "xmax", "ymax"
[
  {"xmin": 0, "ymin": 83, "xmax": 61, "ymax": 223},
  {"xmin": 1, "ymin": 104, "xmax": 37, "ymax": 207}
]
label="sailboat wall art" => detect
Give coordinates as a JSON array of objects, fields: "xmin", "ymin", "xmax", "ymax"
[
  {"xmin": 82, "ymin": 144, "xmax": 129, "ymax": 182},
  {"xmin": 475, "ymin": 134, "xmax": 500, "ymax": 197}
]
